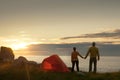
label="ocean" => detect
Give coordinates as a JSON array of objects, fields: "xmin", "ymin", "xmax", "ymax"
[{"xmin": 15, "ymin": 55, "xmax": 120, "ymax": 73}]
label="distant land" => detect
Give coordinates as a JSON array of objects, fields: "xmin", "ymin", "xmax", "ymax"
[{"xmin": 15, "ymin": 43, "xmax": 120, "ymax": 56}]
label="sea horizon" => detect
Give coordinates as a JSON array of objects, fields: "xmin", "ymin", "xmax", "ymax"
[{"xmin": 14, "ymin": 43, "xmax": 120, "ymax": 56}]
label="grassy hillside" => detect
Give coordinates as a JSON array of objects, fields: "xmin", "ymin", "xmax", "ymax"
[{"xmin": 0, "ymin": 62, "xmax": 120, "ymax": 80}]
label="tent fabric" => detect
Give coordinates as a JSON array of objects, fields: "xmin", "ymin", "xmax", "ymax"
[{"xmin": 41, "ymin": 54, "xmax": 70, "ymax": 72}]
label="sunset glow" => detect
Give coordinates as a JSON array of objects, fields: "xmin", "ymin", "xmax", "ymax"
[{"xmin": 10, "ymin": 42, "xmax": 28, "ymax": 50}]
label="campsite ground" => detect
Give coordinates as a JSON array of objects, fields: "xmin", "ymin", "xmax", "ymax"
[{"xmin": 0, "ymin": 62, "xmax": 120, "ymax": 80}]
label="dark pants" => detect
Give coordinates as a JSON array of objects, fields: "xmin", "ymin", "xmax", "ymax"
[
  {"xmin": 89, "ymin": 57, "xmax": 97, "ymax": 73},
  {"xmin": 71, "ymin": 61, "xmax": 79, "ymax": 72}
]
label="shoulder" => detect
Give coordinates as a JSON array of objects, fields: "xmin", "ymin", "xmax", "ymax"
[
  {"xmin": 71, "ymin": 52, "xmax": 74, "ymax": 54},
  {"xmin": 76, "ymin": 51, "xmax": 79, "ymax": 54},
  {"xmin": 93, "ymin": 47, "xmax": 99, "ymax": 51},
  {"xmin": 89, "ymin": 47, "xmax": 92, "ymax": 49},
  {"xmin": 71, "ymin": 51, "xmax": 76, "ymax": 54},
  {"xmin": 94, "ymin": 46, "xmax": 98, "ymax": 49},
  {"xmin": 89, "ymin": 46, "xmax": 95, "ymax": 50},
  {"xmin": 72, "ymin": 51, "xmax": 79, "ymax": 54}
]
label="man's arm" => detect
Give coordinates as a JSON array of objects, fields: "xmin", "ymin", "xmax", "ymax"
[
  {"xmin": 71, "ymin": 53, "xmax": 73, "ymax": 62},
  {"xmin": 84, "ymin": 49, "xmax": 90, "ymax": 59},
  {"xmin": 97, "ymin": 48, "xmax": 100, "ymax": 61}
]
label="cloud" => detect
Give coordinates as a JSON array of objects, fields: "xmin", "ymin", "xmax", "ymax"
[{"xmin": 60, "ymin": 29, "xmax": 120, "ymax": 40}]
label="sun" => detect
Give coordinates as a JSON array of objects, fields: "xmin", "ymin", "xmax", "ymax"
[{"xmin": 10, "ymin": 42, "xmax": 29, "ymax": 50}]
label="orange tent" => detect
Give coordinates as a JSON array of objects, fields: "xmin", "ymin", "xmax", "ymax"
[{"xmin": 41, "ymin": 54, "xmax": 70, "ymax": 72}]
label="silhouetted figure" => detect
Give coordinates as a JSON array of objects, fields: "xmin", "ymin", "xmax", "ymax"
[
  {"xmin": 84, "ymin": 42, "xmax": 100, "ymax": 73},
  {"xmin": 71, "ymin": 47, "xmax": 83, "ymax": 72}
]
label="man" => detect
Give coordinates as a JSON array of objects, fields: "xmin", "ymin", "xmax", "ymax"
[
  {"xmin": 71, "ymin": 47, "xmax": 83, "ymax": 72},
  {"xmin": 84, "ymin": 42, "xmax": 100, "ymax": 73}
]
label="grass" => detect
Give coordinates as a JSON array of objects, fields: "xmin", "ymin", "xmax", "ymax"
[{"xmin": 0, "ymin": 62, "xmax": 120, "ymax": 80}]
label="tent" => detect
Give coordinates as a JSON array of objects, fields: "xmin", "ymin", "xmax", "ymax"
[{"xmin": 41, "ymin": 54, "xmax": 70, "ymax": 72}]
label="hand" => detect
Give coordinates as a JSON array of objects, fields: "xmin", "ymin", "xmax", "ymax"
[
  {"xmin": 82, "ymin": 57, "xmax": 84, "ymax": 59},
  {"xmin": 84, "ymin": 57, "xmax": 86, "ymax": 59},
  {"xmin": 98, "ymin": 58, "xmax": 100, "ymax": 61},
  {"xmin": 98, "ymin": 57, "xmax": 100, "ymax": 61}
]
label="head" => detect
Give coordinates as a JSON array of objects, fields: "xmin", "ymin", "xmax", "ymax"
[
  {"xmin": 92, "ymin": 42, "xmax": 96, "ymax": 46},
  {"xmin": 73, "ymin": 47, "xmax": 76, "ymax": 51}
]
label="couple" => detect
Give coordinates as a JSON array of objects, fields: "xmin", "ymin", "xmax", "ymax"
[{"xmin": 71, "ymin": 42, "xmax": 100, "ymax": 73}]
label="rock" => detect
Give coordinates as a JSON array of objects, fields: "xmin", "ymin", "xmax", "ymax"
[
  {"xmin": 13, "ymin": 56, "xmax": 28, "ymax": 66},
  {"xmin": 28, "ymin": 61, "xmax": 38, "ymax": 66},
  {"xmin": 0, "ymin": 46, "xmax": 14, "ymax": 62},
  {"xmin": 13, "ymin": 56, "xmax": 38, "ymax": 67}
]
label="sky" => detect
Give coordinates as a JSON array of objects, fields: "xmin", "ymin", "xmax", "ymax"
[{"xmin": 0, "ymin": 0, "xmax": 120, "ymax": 50}]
